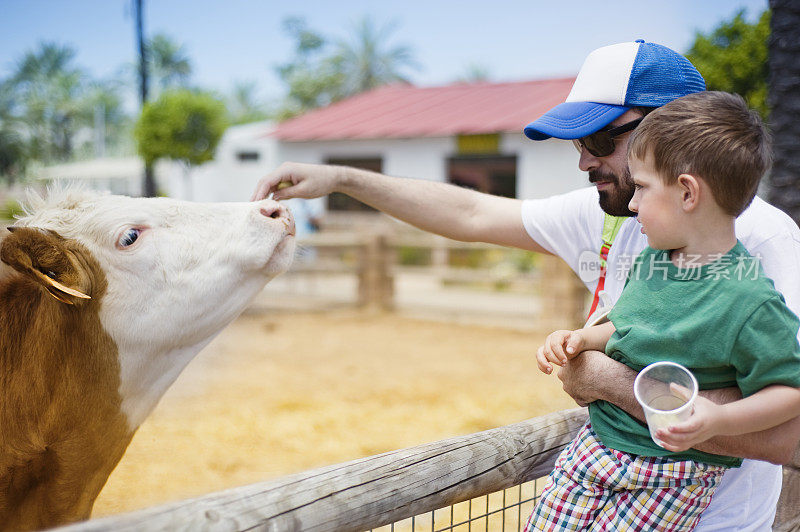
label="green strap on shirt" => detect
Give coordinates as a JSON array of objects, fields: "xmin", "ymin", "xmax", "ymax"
[{"xmin": 601, "ymin": 214, "xmax": 627, "ymax": 253}]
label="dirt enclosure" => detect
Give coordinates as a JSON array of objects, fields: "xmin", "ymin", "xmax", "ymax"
[{"xmin": 93, "ymin": 309, "xmax": 576, "ymax": 519}]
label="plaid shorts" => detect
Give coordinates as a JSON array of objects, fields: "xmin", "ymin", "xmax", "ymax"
[{"xmin": 524, "ymin": 423, "xmax": 727, "ymax": 531}]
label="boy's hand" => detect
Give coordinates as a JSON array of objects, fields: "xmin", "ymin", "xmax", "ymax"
[
  {"xmin": 536, "ymin": 329, "xmax": 586, "ymax": 375},
  {"xmin": 656, "ymin": 387, "xmax": 724, "ymax": 452}
]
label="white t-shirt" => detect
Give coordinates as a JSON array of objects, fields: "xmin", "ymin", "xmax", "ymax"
[{"xmin": 521, "ymin": 186, "xmax": 800, "ymax": 531}]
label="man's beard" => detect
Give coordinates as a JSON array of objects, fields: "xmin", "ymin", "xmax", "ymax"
[{"xmin": 589, "ymin": 168, "xmax": 636, "ymax": 217}]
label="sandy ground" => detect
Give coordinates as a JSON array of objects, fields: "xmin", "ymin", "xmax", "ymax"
[{"xmin": 92, "ymin": 310, "xmax": 577, "ymax": 519}]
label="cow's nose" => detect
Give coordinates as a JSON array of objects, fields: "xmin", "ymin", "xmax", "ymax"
[
  {"xmin": 257, "ymin": 200, "xmax": 295, "ymax": 235},
  {"xmin": 259, "ymin": 201, "xmax": 284, "ymax": 220}
]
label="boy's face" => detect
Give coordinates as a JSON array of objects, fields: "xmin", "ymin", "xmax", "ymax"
[{"xmin": 628, "ymin": 154, "xmax": 686, "ymax": 250}]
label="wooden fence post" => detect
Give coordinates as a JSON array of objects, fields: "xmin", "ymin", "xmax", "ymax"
[
  {"xmin": 357, "ymin": 232, "xmax": 394, "ymax": 311},
  {"xmin": 537, "ymin": 254, "xmax": 587, "ymax": 331}
]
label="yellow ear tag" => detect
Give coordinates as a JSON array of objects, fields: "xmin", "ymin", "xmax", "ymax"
[{"xmin": 276, "ymin": 181, "xmax": 292, "ymax": 191}]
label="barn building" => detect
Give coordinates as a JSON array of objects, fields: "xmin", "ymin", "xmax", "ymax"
[{"xmin": 186, "ymin": 77, "xmax": 587, "ymax": 212}]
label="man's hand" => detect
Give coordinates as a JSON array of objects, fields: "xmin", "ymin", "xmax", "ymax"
[
  {"xmin": 536, "ymin": 329, "xmax": 586, "ymax": 374},
  {"xmin": 251, "ymin": 162, "xmax": 340, "ymax": 202},
  {"xmin": 555, "ymin": 350, "xmax": 636, "ymax": 408}
]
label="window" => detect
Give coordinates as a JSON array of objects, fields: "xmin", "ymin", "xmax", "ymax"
[
  {"xmin": 447, "ymin": 155, "xmax": 517, "ymax": 199},
  {"xmin": 324, "ymin": 157, "xmax": 382, "ymax": 212},
  {"xmin": 237, "ymin": 151, "xmax": 260, "ymax": 162}
]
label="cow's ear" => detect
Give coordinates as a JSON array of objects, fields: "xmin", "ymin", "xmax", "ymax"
[{"xmin": 1, "ymin": 226, "xmax": 91, "ymax": 305}]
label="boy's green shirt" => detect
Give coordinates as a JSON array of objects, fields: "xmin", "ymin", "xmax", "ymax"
[{"xmin": 592, "ymin": 241, "xmax": 800, "ymax": 468}]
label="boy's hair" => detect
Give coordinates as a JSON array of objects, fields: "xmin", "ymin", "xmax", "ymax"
[{"xmin": 628, "ymin": 91, "xmax": 772, "ymax": 216}]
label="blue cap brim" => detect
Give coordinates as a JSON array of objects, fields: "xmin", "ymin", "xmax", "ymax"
[{"xmin": 524, "ymin": 102, "xmax": 630, "ymax": 140}]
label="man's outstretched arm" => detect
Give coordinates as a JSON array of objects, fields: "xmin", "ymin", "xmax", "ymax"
[
  {"xmin": 557, "ymin": 350, "xmax": 800, "ymax": 464},
  {"xmin": 252, "ymin": 162, "xmax": 548, "ymax": 253}
]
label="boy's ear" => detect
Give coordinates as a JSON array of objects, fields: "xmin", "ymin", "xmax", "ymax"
[
  {"xmin": 1, "ymin": 226, "xmax": 91, "ymax": 305},
  {"xmin": 677, "ymin": 174, "xmax": 701, "ymax": 211}
]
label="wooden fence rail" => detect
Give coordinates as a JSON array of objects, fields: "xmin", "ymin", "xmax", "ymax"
[
  {"xmin": 51, "ymin": 409, "xmax": 800, "ymax": 531},
  {"xmin": 55, "ymin": 409, "xmax": 589, "ymax": 532}
]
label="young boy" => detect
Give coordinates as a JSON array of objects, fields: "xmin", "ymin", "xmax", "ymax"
[{"xmin": 526, "ymin": 91, "xmax": 800, "ymax": 531}]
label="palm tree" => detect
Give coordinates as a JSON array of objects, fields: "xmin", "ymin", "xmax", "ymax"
[
  {"xmin": 0, "ymin": 129, "xmax": 26, "ymax": 184},
  {"xmin": 0, "ymin": 80, "xmax": 26, "ymax": 184},
  {"xmin": 766, "ymin": 0, "xmax": 800, "ymax": 223},
  {"xmin": 147, "ymin": 33, "xmax": 192, "ymax": 92},
  {"xmin": 334, "ymin": 16, "xmax": 418, "ymax": 96},
  {"xmin": 9, "ymin": 42, "xmax": 87, "ymax": 163},
  {"xmin": 79, "ymin": 77, "xmax": 130, "ymax": 157},
  {"xmin": 134, "ymin": 0, "xmax": 156, "ymax": 197},
  {"xmin": 456, "ymin": 63, "xmax": 492, "ymax": 84},
  {"xmin": 227, "ymin": 81, "xmax": 269, "ymax": 124}
]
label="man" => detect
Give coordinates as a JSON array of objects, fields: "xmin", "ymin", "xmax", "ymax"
[{"xmin": 253, "ymin": 40, "xmax": 800, "ymax": 530}]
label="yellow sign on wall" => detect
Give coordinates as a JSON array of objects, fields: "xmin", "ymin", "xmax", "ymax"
[{"xmin": 457, "ymin": 134, "xmax": 500, "ymax": 155}]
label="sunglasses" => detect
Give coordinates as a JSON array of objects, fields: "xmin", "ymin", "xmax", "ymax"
[{"xmin": 573, "ymin": 118, "xmax": 643, "ymax": 158}]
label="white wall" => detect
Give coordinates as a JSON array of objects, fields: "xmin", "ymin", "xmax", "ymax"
[
  {"xmin": 277, "ymin": 137, "xmax": 452, "ymax": 184},
  {"xmin": 186, "ymin": 126, "xmax": 591, "ymax": 205},
  {"xmin": 176, "ymin": 122, "xmax": 277, "ymax": 203},
  {"xmin": 279, "ymin": 134, "xmax": 588, "ymax": 201},
  {"xmin": 503, "ymin": 134, "xmax": 587, "ymax": 200}
]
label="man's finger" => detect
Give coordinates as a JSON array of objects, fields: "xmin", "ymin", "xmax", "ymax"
[
  {"xmin": 251, "ymin": 175, "xmax": 278, "ymax": 201},
  {"xmin": 273, "ymin": 180, "xmax": 301, "ymax": 200}
]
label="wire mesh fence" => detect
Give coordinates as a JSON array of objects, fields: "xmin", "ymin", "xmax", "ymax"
[{"xmin": 368, "ymin": 479, "xmax": 540, "ymax": 532}]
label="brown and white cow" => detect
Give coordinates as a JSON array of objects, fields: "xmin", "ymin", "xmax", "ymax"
[{"xmin": 0, "ymin": 189, "xmax": 295, "ymax": 530}]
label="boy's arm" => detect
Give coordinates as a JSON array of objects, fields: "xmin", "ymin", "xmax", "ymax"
[
  {"xmin": 714, "ymin": 385, "xmax": 800, "ymax": 434},
  {"xmin": 657, "ymin": 385, "xmax": 800, "ymax": 451},
  {"xmin": 537, "ymin": 322, "xmax": 616, "ymax": 374},
  {"xmin": 557, "ymin": 350, "xmax": 800, "ymax": 464},
  {"xmin": 571, "ymin": 321, "xmax": 616, "ymax": 355}
]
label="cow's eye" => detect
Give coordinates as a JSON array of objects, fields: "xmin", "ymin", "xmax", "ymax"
[{"xmin": 118, "ymin": 228, "xmax": 141, "ymax": 248}]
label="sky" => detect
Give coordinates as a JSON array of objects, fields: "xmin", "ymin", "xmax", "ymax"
[{"xmin": 0, "ymin": 0, "xmax": 768, "ymax": 109}]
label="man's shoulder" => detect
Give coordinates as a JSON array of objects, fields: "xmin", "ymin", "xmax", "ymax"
[
  {"xmin": 521, "ymin": 186, "xmax": 600, "ymax": 212},
  {"xmin": 520, "ymin": 187, "xmax": 606, "ymax": 246},
  {"xmin": 736, "ymin": 196, "xmax": 800, "ymax": 248}
]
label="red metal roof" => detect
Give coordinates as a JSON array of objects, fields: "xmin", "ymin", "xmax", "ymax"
[{"xmin": 271, "ymin": 78, "xmax": 575, "ymax": 141}]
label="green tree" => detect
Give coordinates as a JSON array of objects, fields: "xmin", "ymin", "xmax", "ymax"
[
  {"xmin": 275, "ymin": 16, "xmax": 417, "ymax": 119},
  {"xmin": 226, "ymin": 81, "xmax": 270, "ymax": 125},
  {"xmin": 766, "ymin": 0, "xmax": 800, "ymax": 223},
  {"xmin": 77, "ymin": 77, "xmax": 131, "ymax": 158},
  {"xmin": 147, "ymin": 33, "xmax": 192, "ymax": 93},
  {"xmin": 134, "ymin": 90, "xmax": 227, "ymax": 166},
  {"xmin": 134, "ymin": 90, "xmax": 227, "ymax": 199},
  {"xmin": 455, "ymin": 63, "xmax": 492, "ymax": 84},
  {"xmin": 275, "ymin": 17, "xmax": 346, "ymax": 119},
  {"xmin": 333, "ymin": 16, "xmax": 417, "ymax": 95},
  {"xmin": 0, "ymin": 78, "xmax": 27, "ymax": 183},
  {"xmin": 8, "ymin": 42, "xmax": 88, "ymax": 162},
  {"xmin": 0, "ymin": 129, "xmax": 27, "ymax": 184},
  {"xmin": 687, "ymin": 9, "xmax": 770, "ymax": 119},
  {"xmin": 3, "ymin": 42, "xmax": 131, "ymax": 168}
]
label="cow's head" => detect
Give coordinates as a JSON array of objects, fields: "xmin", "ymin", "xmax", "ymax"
[{"xmin": 5, "ymin": 189, "xmax": 295, "ymax": 428}]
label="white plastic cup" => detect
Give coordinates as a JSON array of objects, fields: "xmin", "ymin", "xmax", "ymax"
[{"xmin": 633, "ymin": 361, "xmax": 698, "ymax": 448}]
